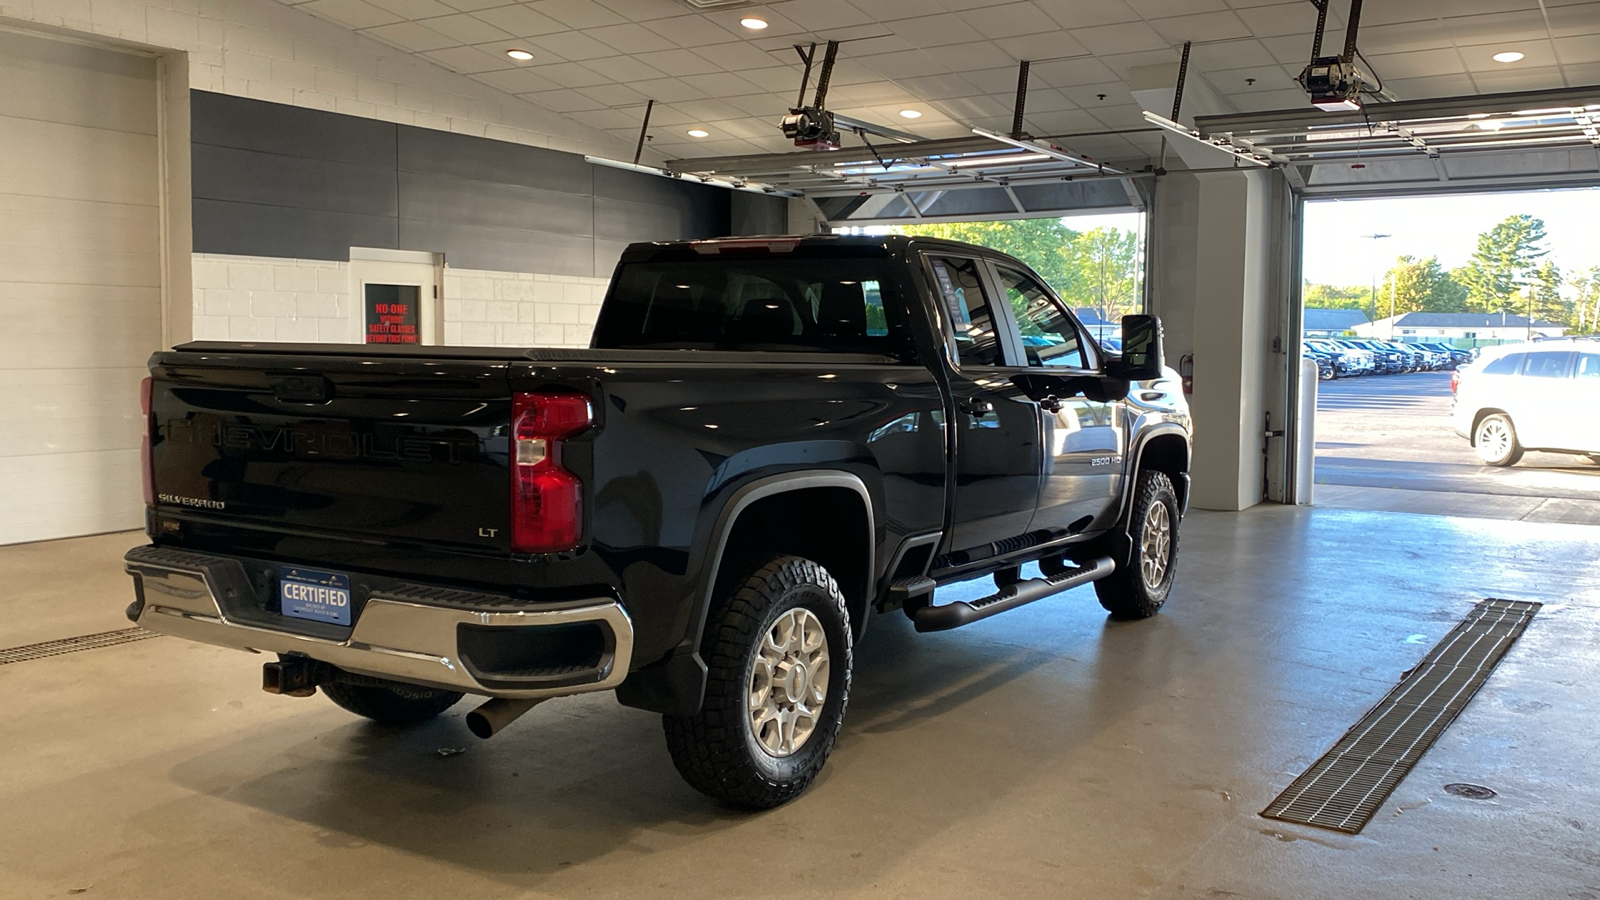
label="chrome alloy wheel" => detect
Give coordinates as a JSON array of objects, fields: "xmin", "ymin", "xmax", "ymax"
[
  {"xmin": 1140, "ymin": 500, "xmax": 1172, "ymax": 590},
  {"xmin": 748, "ymin": 607, "xmax": 830, "ymax": 758},
  {"xmin": 1477, "ymin": 418, "xmax": 1511, "ymax": 461}
]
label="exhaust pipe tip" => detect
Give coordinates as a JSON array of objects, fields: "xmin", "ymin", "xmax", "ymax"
[{"xmin": 466, "ymin": 697, "xmax": 543, "ymax": 739}]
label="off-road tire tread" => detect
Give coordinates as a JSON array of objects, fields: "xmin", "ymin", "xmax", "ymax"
[
  {"xmin": 322, "ymin": 679, "xmax": 464, "ymax": 725},
  {"xmin": 1094, "ymin": 469, "xmax": 1179, "ymax": 620},
  {"xmin": 662, "ymin": 555, "xmax": 852, "ymax": 809}
]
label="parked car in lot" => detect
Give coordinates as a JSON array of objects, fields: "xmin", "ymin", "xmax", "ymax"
[
  {"xmin": 1308, "ymin": 338, "xmax": 1372, "ymax": 376},
  {"xmin": 1451, "ymin": 339, "xmax": 1600, "ymax": 466},
  {"xmin": 125, "ymin": 234, "xmax": 1192, "ymax": 808},
  {"xmin": 1302, "ymin": 343, "xmax": 1338, "ymax": 380}
]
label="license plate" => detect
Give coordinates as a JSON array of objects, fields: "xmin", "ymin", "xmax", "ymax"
[{"xmin": 279, "ymin": 566, "xmax": 352, "ymax": 626}]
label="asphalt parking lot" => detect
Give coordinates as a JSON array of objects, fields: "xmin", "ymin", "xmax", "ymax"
[{"xmin": 1313, "ymin": 371, "xmax": 1600, "ymax": 524}]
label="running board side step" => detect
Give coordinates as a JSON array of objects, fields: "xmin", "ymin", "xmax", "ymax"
[{"xmin": 911, "ymin": 557, "xmax": 1116, "ymax": 633}]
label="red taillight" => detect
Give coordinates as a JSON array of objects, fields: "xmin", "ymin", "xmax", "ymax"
[
  {"xmin": 1450, "ymin": 370, "xmax": 1460, "ymax": 395},
  {"xmin": 510, "ymin": 391, "xmax": 592, "ymax": 553},
  {"xmin": 140, "ymin": 376, "xmax": 155, "ymax": 507}
]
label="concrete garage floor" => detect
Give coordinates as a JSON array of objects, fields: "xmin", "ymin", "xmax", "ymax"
[{"xmin": 2, "ymin": 508, "xmax": 1598, "ymax": 900}]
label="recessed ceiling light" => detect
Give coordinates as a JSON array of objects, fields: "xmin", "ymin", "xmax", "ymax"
[
  {"xmin": 687, "ymin": 129, "xmax": 709, "ymax": 138},
  {"xmin": 506, "ymin": 49, "xmax": 534, "ymax": 61},
  {"xmin": 1492, "ymin": 51, "xmax": 1525, "ymax": 63},
  {"xmin": 899, "ymin": 109, "xmax": 923, "ymax": 119},
  {"xmin": 740, "ymin": 16, "xmax": 768, "ymax": 29}
]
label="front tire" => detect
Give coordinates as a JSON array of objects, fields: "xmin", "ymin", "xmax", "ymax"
[
  {"xmin": 1093, "ymin": 469, "xmax": 1179, "ymax": 620},
  {"xmin": 1474, "ymin": 413, "xmax": 1524, "ymax": 467},
  {"xmin": 322, "ymin": 678, "xmax": 463, "ymax": 725},
  {"xmin": 663, "ymin": 555, "xmax": 852, "ymax": 809}
]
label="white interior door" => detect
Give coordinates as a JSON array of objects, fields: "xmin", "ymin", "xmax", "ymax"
[
  {"xmin": 349, "ymin": 251, "xmax": 441, "ymax": 346},
  {"xmin": 0, "ymin": 31, "xmax": 161, "ymax": 545}
]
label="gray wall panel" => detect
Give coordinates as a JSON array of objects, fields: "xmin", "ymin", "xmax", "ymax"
[
  {"xmin": 194, "ymin": 199, "xmax": 397, "ymax": 260},
  {"xmin": 397, "ymin": 126, "xmax": 592, "ymax": 195},
  {"xmin": 191, "ymin": 90, "xmax": 395, "ymax": 167},
  {"xmin": 398, "ymin": 171, "xmax": 592, "ymax": 236},
  {"xmin": 194, "ymin": 144, "xmax": 398, "ymax": 216},
  {"xmin": 191, "ymin": 91, "xmax": 730, "ymax": 269},
  {"xmin": 398, "ymin": 218, "xmax": 594, "ymax": 276}
]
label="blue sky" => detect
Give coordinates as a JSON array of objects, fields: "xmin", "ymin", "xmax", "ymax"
[{"xmin": 1303, "ymin": 187, "xmax": 1600, "ymax": 287}]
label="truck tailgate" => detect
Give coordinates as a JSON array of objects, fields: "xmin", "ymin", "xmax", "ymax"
[{"xmin": 149, "ymin": 349, "xmax": 514, "ymax": 552}]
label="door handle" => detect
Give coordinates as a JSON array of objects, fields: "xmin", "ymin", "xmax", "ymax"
[
  {"xmin": 958, "ymin": 398, "xmax": 994, "ymax": 417},
  {"xmin": 1037, "ymin": 395, "xmax": 1063, "ymax": 413}
]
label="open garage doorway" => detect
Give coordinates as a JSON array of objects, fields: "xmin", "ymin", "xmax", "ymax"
[{"xmin": 1300, "ymin": 188, "xmax": 1600, "ymax": 525}]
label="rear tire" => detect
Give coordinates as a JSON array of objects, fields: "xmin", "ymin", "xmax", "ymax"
[
  {"xmin": 1093, "ymin": 469, "xmax": 1179, "ymax": 620},
  {"xmin": 322, "ymin": 679, "xmax": 463, "ymax": 725},
  {"xmin": 663, "ymin": 555, "xmax": 852, "ymax": 809},
  {"xmin": 1474, "ymin": 413, "xmax": 1524, "ymax": 467}
]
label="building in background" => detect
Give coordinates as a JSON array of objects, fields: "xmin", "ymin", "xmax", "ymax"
[
  {"xmin": 1354, "ymin": 312, "xmax": 1566, "ymax": 345},
  {"xmin": 1304, "ymin": 309, "xmax": 1371, "ymax": 337}
]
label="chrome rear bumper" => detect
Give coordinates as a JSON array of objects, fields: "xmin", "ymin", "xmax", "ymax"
[{"xmin": 124, "ymin": 545, "xmax": 633, "ymax": 700}]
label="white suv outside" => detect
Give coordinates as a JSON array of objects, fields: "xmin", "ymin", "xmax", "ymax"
[{"xmin": 1451, "ymin": 338, "xmax": 1600, "ymax": 466}]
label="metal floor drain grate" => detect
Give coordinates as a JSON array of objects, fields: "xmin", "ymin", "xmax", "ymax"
[
  {"xmin": 1261, "ymin": 598, "xmax": 1540, "ymax": 834},
  {"xmin": 0, "ymin": 628, "xmax": 162, "ymax": 665}
]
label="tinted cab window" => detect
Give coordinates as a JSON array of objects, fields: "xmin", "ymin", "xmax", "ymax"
[
  {"xmin": 997, "ymin": 266, "xmax": 1092, "ymax": 370},
  {"xmin": 928, "ymin": 256, "xmax": 1001, "ymax": 368}
]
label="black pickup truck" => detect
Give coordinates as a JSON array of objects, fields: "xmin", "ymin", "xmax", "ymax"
[{"xmin": 125, "ymin": 234, "xmax": 1192, "ymax": 808}]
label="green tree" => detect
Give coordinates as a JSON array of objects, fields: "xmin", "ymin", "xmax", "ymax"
[
  {"xmin": 1458, "ymin": 214, "xmax": 1549, "ymax": 314},
  {"xmin": 1524, "ymin": 260, "xmax": 1570, "ymax": 327},
  {"xmin": 1571, "ymin": 266, "xmax": 1600, "ymax": 334},
  {"xmin": 1303, "ymin": 282, "xmax": 1368, "ymax": 309},
  {"xmin": 893, "ymin": 218, "xmax": 1082, "ymax": 297},
  {"xmin": 1378, "ymin": 256, "xmax": 1468, "ymax": 315},
  {"xmin": 1066, "ymin": 226, "xmax": 1140, "ymax": 323}
]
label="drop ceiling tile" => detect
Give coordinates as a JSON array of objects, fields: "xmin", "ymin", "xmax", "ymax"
[
  {"xmin": 993, "ymin": 31, "xmax": 1088, "ymax": 60},
  {"xmin": 672, "ymin": 98, "xmax": 747, "ymax": 121},
  {"xmin": 574, "ymin": 81, "xmax": 651, "ymax": 106},
  {"xmin": 1363, "ymin": 47, "xmax": 1467, "ymax": 80},
  {"xmin": 861, "ymin": 0, "xmax": 957, "ymax": 21},
  {"xmin": 1381, "ymin": 73, "xmax": 1480, "ymax": 99},
  {"xmin": 680, "ymin": 71, "xmax": 764, "ymax": 96},
  {"xmin": 742, "ymin": 67, "xmax": 810, "ymax": 93},
  {"xmin": 1205, "ymin": 63, "xmax": 1297, "ymax": 92},
  {"xmin": 1459, "ymin": 38, "xmax": 1559, "ymax": 71},
  {"xmin": 366, "ymin": 0, "xmax": 457, "ymax": 17},
  {"xmin": 474, "ymin": 66, "xmax": 565, "ymax": 93},
  {"xmin": 416, "ymin": 12, "xmax": 513, "ymax": 44},
  {"xmin": 1096, "ymin": 48, "xmax": 1182, "ymax": 78},
  {"xmin": 471, "ymin": 4, "xmax": 567, "ymax": 37},
  {"xmin": 1018, "ymin": 87, "xmax": 1078, "ymax": 112},
  {"xmin": 1357, "ymin": 20, "xmax": 1454, "ymax": 55},
  {"xmin": 1230, "ymin": 2, "xmax": 1319, "ymax": 38},
  {"xmin": 643, "ymin": 104, "xmax": 694, "ymax": 125},
  {"xmin": 1033, "ymin": 108, "xmax": 1113, "ymax": 134},
  {"xmin": 1259, "ymin": 33, "xmax": 1316, "ymax": 66},
  {"xmin": 955, "ymin": 2, "xmax": 1061, "ymax": 41},
  {"xmin": 300, "ymin": 0, "xmax": 403, "ymax": 30},
  {"xmin": 363, "ymin": 20, "xmax": 459, "ymax": 51},
  {"xmin": 1071, "ymin": 21, "xmax": 1170, "ymax": 55},
  {"xmin": 932, "ymin": 94, "xmax": 1013, "ymax": 121},
  {"xmin": 1441, "ymin": 10, "xmax": 1552, "ymax": 45},
  {"xmin": 701, "ymin": 7, "xmax": 807, "ymax": 38},
  {"xmin": 961, "ymin": 66, "xmax": 1029, "ymax": 93},
  {"xmin": 826, "ymin": 81, "xmax": 917, "ymax": 105},
  {"xmin": 693, "ymin": 117, "xmax": 770, "ymax": 140},
  {"xmin": 529, "ymin": 0, "xmax": 627, "ymax": 30},
  {"xmin": 775, "ymin": 0, "xmax": 874, "ymax": 31},
  {"xmin": 1359, "ymin": 0, "xmax": 1537, "ymax": 27},
  {"xmin": 527, "ymin": 60, "xmax": 614, "ymax": 87},
  {"xmin": 1561, "ymin": 61, "xmax": 1600, "ymax": 83},
  {"xmin": 891, "ymin": 71, "xmax": 982, "ymax": 99},
  {"xmin": 944, "ymin": 0, "xmax": 1032, "ymax": 10},
  {"xmin": 1147, "ymin": 10, "xmax": 1250, "ymax": 43},
  {"xmin": 1468, "ymin": 64, "xmax": 1568, "ymax": 92},
  {"xmin": 1086, "ymin": 102, "xmax": 1148, "ymax": 128},
  {"xmin": 689, "ymin": 41, "xmax": 787, "ymax": 71},
  {"xmin": 629, "ymin": 77, "xmax": 704, "ymax": 102},
  {"xmin": 522, "ymin": 89, "xmax": 606, "ymax": 112},
  {"xmin": 1030, "ymin": 55, "xmax": 1119, "ymax": 87},
  {"xmin": 570, "ymin": 108, "xmax": 647, "ymax": 129},
  {"xmin": 634, "ymin": 48, "xmax": 725, "ymax": 76},
  {"xmin": 593, "ymin": 0, "xmax": 686, "ymax": 22},
  {"xmin": 587, "ymin": 22, "xmax": 679, "ymax": 54},
  {"xmin": 423, "ymin": 44, "xmax": 515, "ymax": 72},
  {"xmin": 726, "ymin": 93, "xmax": 785, "ymax": 116},
  {"xmin": 1063, "ymin": 80, "xmax": 1135, "ymax": 105},
  {"xmin": 580, "ymin": 55, "xmax": 669, "ymax": 82},
  {"xmin": 440, "ymin": 0, "xmax": 510, "ymax": 10},
  {"xmin": 1034, "ymin": 0, "xmax": 1144, "ymax": 29},
  {"xmin": 527, "ymin": 30, "xmax": 620, "ymax": 60},
  {"xmin": 1187, "ymin": 38, "xmax": 1275, "ymax": 69},
  {"xmin": 859, "ymin": 49, "xmax": 950, "ymax": 80},
  {"xmin": 1546, "ymin": 4, "xmax": 1600, "ymax": 36},
  {"xmin": 1554, "ymin": 33, "xmax": 1600, "ymax": 63},
  {"xmin": 883, "ymin": 13, "xmax": 983, "ymax": 49},
  {"xmin": 648, "ymin": 15, "xmax": 744, "ymax": 48},
  {"xmin": 1126, "ymin": 0, "xmax": 1227, "ymax": 16},
  {"xmin": 1228, "ymin": 87, "xmax": 1305, "ymax": 110}
]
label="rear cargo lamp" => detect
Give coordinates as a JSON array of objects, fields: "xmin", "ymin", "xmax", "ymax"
[
  {"xmin": 140, "ymin": 376, "xmax": 155, "ymax": 507},
  {"xmin": 510, "ymin": 391, "xmax": 592, "ymax": 553}
]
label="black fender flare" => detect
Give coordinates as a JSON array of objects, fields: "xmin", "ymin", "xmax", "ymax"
[
  {"xmin": 1096, "ymin": 425, "xmax": 1190, "ymax": 567},
  {"xmin": 614, "ymin": 470, "xmax": 875, "ymax": 715}
]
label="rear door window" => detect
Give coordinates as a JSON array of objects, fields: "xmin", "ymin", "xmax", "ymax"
[
  {"xmin": 927, "ymin": 256, "xmax": 1002, "ymax": 368},
  {"xmin": 1522, "ymin": 351, "xmax": 1573, "ymax": 378}
]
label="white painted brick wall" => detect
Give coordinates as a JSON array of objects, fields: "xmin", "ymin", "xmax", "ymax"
[
  {"xmin": 194, "ymin": 255, "xmax": 605, "ymax": 348},
  {"xmin": 2, "ymin": 0, "xmax": 638, "ymax": 161}
]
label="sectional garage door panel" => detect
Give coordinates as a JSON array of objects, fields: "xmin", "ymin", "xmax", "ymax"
[{"xmin": 0, "ymin": 32, "xmax": 160, "ymax": 545}]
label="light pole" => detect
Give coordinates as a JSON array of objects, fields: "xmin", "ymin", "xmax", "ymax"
[{"xmin": 1361, "ymin": 233, "xmax": 1391, "ymax": 333}]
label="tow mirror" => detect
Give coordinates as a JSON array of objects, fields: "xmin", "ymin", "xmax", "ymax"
[{"xmin": 1107, "ymin": 314, "xmax": 1163, "ymax": 382}]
